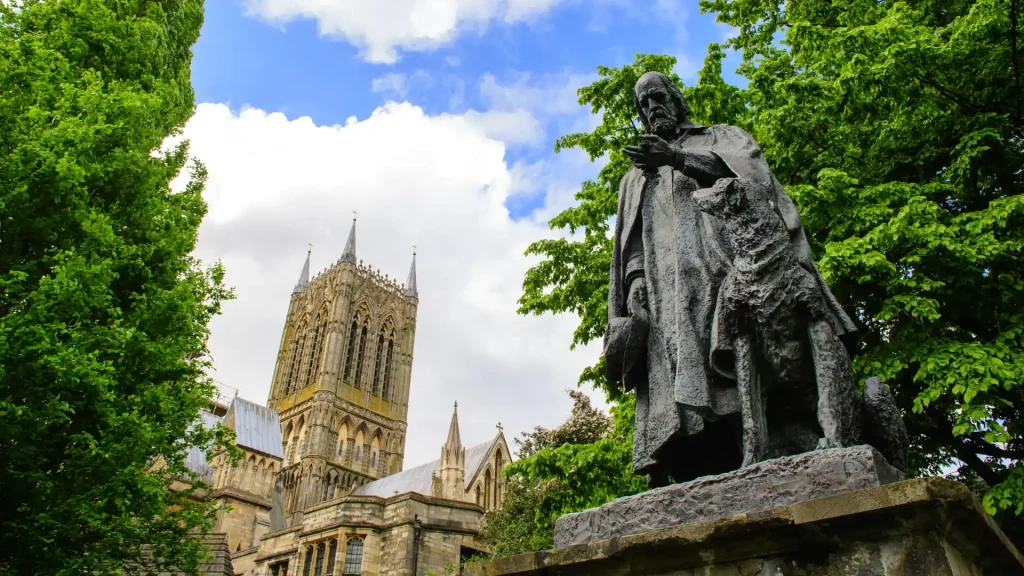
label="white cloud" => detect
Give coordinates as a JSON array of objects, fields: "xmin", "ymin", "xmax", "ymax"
[
  {"xmin": 179, "ymin": 101, "xmax": 605, "ymax": 468},
  {"xmin": 460, "ymin": 109, "xmax": 544, "ymax": 146},
  {"xmin": 242, "ymin": 0, "xmax": 572, "ymax": 63}
]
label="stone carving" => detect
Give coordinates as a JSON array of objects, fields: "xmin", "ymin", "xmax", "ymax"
[{"xmin": 605, "ymin": 71, "xmax": 907, "ymax": 487}]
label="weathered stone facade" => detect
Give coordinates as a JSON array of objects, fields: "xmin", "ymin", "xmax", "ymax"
[{"xmin": 189, "ymin": 222, "xmax": 512, "ymax": 575}]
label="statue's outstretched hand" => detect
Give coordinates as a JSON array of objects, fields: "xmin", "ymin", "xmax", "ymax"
[{"xmin": 623, "ymin": 135, "xmax": 684, "ymax": 172}]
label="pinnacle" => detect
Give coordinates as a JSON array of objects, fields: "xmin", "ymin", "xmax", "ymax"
[
  {"xmin": 340, "ymin": 215, "xmax": 356, "ymax": 263},
  {"xmin": 293, "ymin": 245, "xmax": 311, "ymax": 294}
]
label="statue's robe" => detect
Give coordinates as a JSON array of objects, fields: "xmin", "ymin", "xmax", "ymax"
[{"xmin": 605, "ymin": 123, "xmax": 857, "ymax": 481}]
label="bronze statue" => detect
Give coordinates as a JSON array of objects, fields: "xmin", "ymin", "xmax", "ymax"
[{"xmin": 604, "ymin": 72, "xmax": 906, "ymax": 487}]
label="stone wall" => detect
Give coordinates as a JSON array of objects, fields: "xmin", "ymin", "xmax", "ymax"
[
  {"xmin": 251, "ymin": 492, "xmax": 485, "ymax": 576},
  {"xmin": 215, "ymin": 493, "xmax": 271, "ymax": 552}
]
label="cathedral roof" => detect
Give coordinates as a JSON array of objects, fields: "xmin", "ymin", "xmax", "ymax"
[
  {"xmin": 351, "ymin": 439, "xmax": 497, "ymax": 499},
  {"xmin": 184, "ymin": 409, "xmax": 224, "ymax": 483},
  {"xmin": 222, "ymin": 397, "xmax": 284, "ymax": 459}
]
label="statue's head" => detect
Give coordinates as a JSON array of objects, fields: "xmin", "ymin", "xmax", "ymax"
[{"xmin": 634, "ymin": 72, "xmax": 690, "ymax": 139}]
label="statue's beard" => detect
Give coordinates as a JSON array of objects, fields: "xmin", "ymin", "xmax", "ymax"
[{"xmin": 650, "ymin": 116, "xmax": 677, "ymax": 138}]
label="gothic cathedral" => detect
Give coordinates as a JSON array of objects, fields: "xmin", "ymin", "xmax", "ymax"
[
  {"xmin": 268, "ymin": 218, "xmax": 419, "ymax": 514},
  {"xmin": 186, "ymin": 219, "xmax": 512, "ymax": 576}
]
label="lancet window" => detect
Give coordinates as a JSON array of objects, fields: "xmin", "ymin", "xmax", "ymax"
[
  {"xmin": 343, "ymin": 538, "xmax": 363, "ymax": 575},
  {"xmin": 372, "ymin": 332, "xmax": 385, "ymax": 396},
  {"xmin": 285, "ymin": 319, "xmax": 308, "ymax": 394},
  {"xmin": 353, "ymin": 321, "xmax": 369, "ymax": 388},
  {"xmin": 343, "ymin": 318, "xmax": 358, "ymax": 383},
  {"xmin": 302, "ymin": 537, "xmax": 338, "ymax": 576},
  {"xmin": 371, "ymin": 327, "xmax": 397, "ymax": 400},
  {"xmin": 307, "ymin": 306, "xmax": 329, "ymax": 387},
  {"xmin": 381, "ymin": 332, "xmax": 395, "ymax": 400}
]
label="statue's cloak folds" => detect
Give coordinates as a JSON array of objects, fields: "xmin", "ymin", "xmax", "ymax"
[{"xmin": 605, "ymin": 124, "xmax": 857, "ymax": 476}]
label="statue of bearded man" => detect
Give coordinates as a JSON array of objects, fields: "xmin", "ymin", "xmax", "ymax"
[{"xmin": 603, "ymin": 71, "xmax": 859, "ymax": 488}]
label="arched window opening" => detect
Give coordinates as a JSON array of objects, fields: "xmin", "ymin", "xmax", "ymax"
[
  {"xmin": 343, "ymin": 538, "xmax": 364, "ymax": 575},
  {"xmin": 381, "ymin": 332, "xmax": 395, "ymax": 401},
  {"xmin": 495, "ymin": 450, "xmax": 505, "ymax": 506},
  {"xmin": 286, "ymin": 321, "xmax": 308, "ymax": 394},
  {"xmin": 314, "ymin": 541, "xmax": 326, "ymax": 576},
  {"xmin": 343, "ymin": 319, "xmax": 359, "ymax": 382},
  {"xmin": 370, "ymin": 436, "xmax": 380, "ymax": 472},
  {"xmin": 336, "ymin": 424, "xmax": 348, "ymax": 461},
  {"xmin": 354, "ymin": 322, "xmax": 369, "ymax": 388},
  {"xmin": 353, "ymin": 430, "xmax": 364, "ymax": 466},
  {"xmin": 476, "ymin": 484, "xmax": 482, "ymax": 506},
  {"xmin": 302, "ymin": 544, "xmax": 314, "ymax": 576},
  {"xmin": 372, "ymin": 331, "xmax": 385, "ymax": 396},
  {"xmin": 308, "ymin": 308, "xmax": 329, "ymax": 387},
  {"xmin": 326, "ymin": 538, "xmax": 338, "ymax": 576},
  {"xmin": 484, "ymin": 469, "xmax": 492, "ymax": 510}
]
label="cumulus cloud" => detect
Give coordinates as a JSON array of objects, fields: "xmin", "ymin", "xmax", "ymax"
[
  {"xmin": 180, "ymin": 101, "xmax": 604, "ymax": 467},
  {"xmin": 242, "ymin": 0, "xmax": 571, "ymax": 63}
]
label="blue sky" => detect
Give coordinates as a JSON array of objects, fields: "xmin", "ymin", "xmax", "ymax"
[
  {"xmin": 190, "ymin": 1, "xmax": 738, "ymax": 219},
  {"xmin": 186, "ymin": 0, "xmax": 741, "ymax": 466}
]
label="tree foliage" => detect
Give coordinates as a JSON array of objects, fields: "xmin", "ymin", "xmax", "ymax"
[
  {"xmin": 0, "ymin": 1, "xmax": 236, "ymax": 574},
  {"xmin": 514, "ymin": 389, "xmax": 611, "ymax": 459},
  {"xmin": 518, "ymin": 0, "xmax": 1024, "ymax": 543},
  {"xmin": 480, "ymin": 394, "xmax": 643, "ymax": 558}
]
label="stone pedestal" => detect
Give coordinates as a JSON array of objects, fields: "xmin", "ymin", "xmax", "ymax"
[
  {"xmin": 465, "ymin": 478, "xmax": 1024, "ymax": 575},
  {"xmin": 557, "ymin": 445, "xmax": 902, "ymax": 548}
]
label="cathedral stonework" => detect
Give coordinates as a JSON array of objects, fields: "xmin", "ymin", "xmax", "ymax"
[{"xmin": 187, "ymin": 220, "xmax": 511, "ymax": 576}]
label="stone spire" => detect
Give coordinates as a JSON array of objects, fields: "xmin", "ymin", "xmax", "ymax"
[
  {"xmin": 439, "ymin": 401, "xmax": 465, "ymax": 501},
  {"xmin": 293, "ymin": 245, "xmax": 311, "ymax": 294},
  {"xmin": 340, "ymin": 214, "xmax": 356, "ymax": 264},
  {"xmin": 445, "ymin": 401, "xmax": 462, "ymax": 453},
  {"xmin": 404, "ymin": 247, "xmax": 418, "ymax": 298}
]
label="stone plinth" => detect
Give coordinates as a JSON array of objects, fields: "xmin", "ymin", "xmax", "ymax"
[
  {"xmin": 557, "ymin": 445, "xmax": 901, "ymax": 548},
  {"xmin": 466, "ymin": 478, "xmax": 1024, "ymax": 576}
]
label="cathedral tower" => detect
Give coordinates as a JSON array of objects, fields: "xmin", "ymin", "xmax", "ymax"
[{"xmin": 268, "ymin": 218, "xmax": 419, "ymax": 515}]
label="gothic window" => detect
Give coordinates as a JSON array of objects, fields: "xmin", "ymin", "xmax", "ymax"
[
  {"xmin": 484, "ymin": 469, "xmax": 492, "ymax": 510},
  {"xmin": 372, "ymin": 331, "xmax": 385, "ymax": 396},
  {"xmin": 495, "ymin": 450, "xmax": 505, "ymax": 506},
  {"xmin": 343, "ymin": 318, "xmax": 358, "ymax": 382},
  {"xmin": 369, "ymin": 436, "xmax": 380, "ymax": 471},
  {"xmin": 353, "ymin": 321, "xmax": 369, "ymax": 388},
  {"xmin": 343, "ymin": 538, "xmax": 364, "ymax": 575},
  {"xmin": 381, "ymin": 330, "xmax": 396, "ymax": 401},
  {"xmin": 336, "ymin": 424, "xmax": 348, "ymax": 461},
  {"xmin": 302, "ymin": 544, "xmax": 314, "ymax": 576},
  {"xmin": 476, "ymin": 484, "xmax": 482, "ymax": 506},
  {"xmin": 314, "ymin": 541, "xmax": 326, "ymax": 576},
  {"xmin": 307, "ymin": 307, "xmax": 329, "ymax": 387},
  {"xmin": 326, "ymin": 538, "xmax": 338, "ymax": 576},
  {"xmin": 286, "ymin": 320, "xmax": 309, "ymax": 394},
  {"xmin": 269, "ymin": 561, "xmax": 289, "ymax": 576}
]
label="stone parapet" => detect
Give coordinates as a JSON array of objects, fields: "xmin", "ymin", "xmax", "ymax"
[{"xmin": 466, "ymin": 478, "xmax": 1024, "ymax": 576}]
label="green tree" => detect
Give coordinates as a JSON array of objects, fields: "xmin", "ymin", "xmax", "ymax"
[
  {"xmin": 514, "ymin": 389, "xmax": 611, "ymax": 459},
  {"xmin": 519, "ymin": 0, "xmax": 1024, "ymax": 543},
  {"xmin": 0, "ymin": 1, "xmax": 236, "ymax": 574},
  {"xmin": 481, "ymin": 394, "xmax": 644, "ymax": 558}
]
